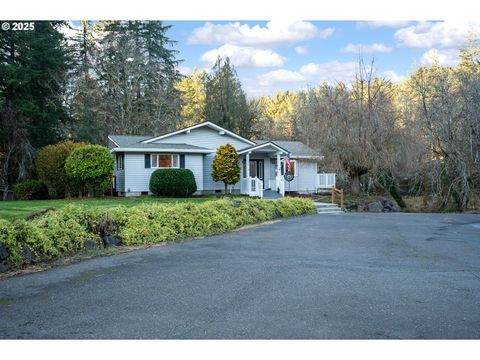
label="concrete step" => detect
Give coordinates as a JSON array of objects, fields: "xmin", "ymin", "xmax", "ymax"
[{"xmin": 313, "ymin": 202, "xmax": 344, "ymax": 214}]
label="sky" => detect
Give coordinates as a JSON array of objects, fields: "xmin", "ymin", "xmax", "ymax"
[{"xmin": 70, "ymin": 20, "xmax": 480, "ymax": 97}]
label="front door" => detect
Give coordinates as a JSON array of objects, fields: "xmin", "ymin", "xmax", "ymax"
[{"xmin": 243, "ymin": 159, "xmax": 265, "ymax": 189}]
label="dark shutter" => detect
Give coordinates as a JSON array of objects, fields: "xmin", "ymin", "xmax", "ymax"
[
  {"xmin": 144, "ymin": 154, "xmax": 151, "ymax": 168},
  {"xmin": 180, "ymin": 154, "xmax": 185, "ymax": 168}
]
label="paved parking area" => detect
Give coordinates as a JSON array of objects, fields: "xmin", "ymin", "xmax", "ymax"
[{"xmin": 1, "ymin": 212, "xmax": 480, "ymax": 338}]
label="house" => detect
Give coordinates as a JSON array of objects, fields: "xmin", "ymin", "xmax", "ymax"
[{"xmin": 108, "ymin": 121, "xmax": 335, "ymax": 198}]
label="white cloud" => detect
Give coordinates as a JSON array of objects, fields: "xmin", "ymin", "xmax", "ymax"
[
  {"xmin": 382, "ymin": 70, "xmax": 405, "ymax": 83},
  {"xmin": 360, "ymin": 21, "xmax": 412, "ymax": 29},
  {"xmin": 59, "ymin": 21, "xmax": 81, "ymax": 45},
  {"xmin": 395, "ymin": 21, "xmax": 480, "ymax": 48},
  {"xmin": 188, "ymin": 21, "xmax": 334, "ymax": 47},
  {"xmin": 178, "ymin": 66, "xmax": 192, "ymax": 75},
  {"xmin": 420, "ymin": 48, "xmax": 460, "ymax": 66},
  {"xmin": 256, "ymin": 69, "xmax": 306, "ymax": 86},
  {"xmin": 299, "ymin": 61, "xmax": 357, "ymax": 84},
  {"xmin": 200, "ymin": 44, "xmax": 286, "ymax": 68},
  {"xmin": 342, "ymin": 43, "xmax": 392, "ymax": 54},
  {"xmin": 295, "ymin": 45, "xmax": 308, "ymax": 55}
]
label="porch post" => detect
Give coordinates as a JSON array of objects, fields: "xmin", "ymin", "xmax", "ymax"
[
  {"xmin": 276, "ymin": 153, "xmax": 281, "ymax": 179},
  {"xmin": 246, "ymin": 152, "xmax": 251, "ymax": 194}
]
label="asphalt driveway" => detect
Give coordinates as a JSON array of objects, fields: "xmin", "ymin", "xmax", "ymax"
[{"xmin": 1, "ymin": 212, "xmax": 480, "ymax": 339}]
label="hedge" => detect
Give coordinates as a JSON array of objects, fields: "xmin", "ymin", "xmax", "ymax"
[
  {"xmin": 0, "ymin": 197, "xmax": 316, "ymax": 269},
  {"xmin": 149, "ymin": 168, "xmax": 197, "ymax": 197},
  {"xmin": 14, "ymin": 179, "xmax": 49, "ymax": 200}
]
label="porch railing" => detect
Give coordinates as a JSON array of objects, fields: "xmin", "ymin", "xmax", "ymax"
[
  {"xmin": 316, "ymin": 173, "xmax": 336, "ymax": 190},
  {"xmin": 240, "ymin": 177, "xmax": 263, "ymax": 198},
  {"xmin": 276, "ymin": 175, "xmax": 285, "ymax": 197}
]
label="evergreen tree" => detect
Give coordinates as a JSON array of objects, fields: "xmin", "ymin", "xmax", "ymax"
[
  {"xmin": 0, "ymin": 21, "xmax": 70, "ymax": 148},
  {"xmin": 211, "ymin": 143, "xmax": 240, "ymax": 194},
  {"xmin": 94, "ymin": 21, "xmax": 183, "ymax": 137},
  {"xmin": 204, "ymin": 57, "xmax": 252, "ymax": 137}
]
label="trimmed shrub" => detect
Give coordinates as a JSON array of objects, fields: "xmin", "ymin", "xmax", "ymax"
[
  {"xmin": 36, "ymin": 140, "xmax": 88, "ymax": 198},
  {"xmin": 14, "ymin": 180, "xmax": 49, "ymax": 200},
  {"xmin": 65, "ymin": 145, "xmax": 114, "ymax": 197},
  {"xmin": 149, "ymin": 168, "xmax": 197, "ymax": 197},
  {"xmin": 211, "ymin": 143, "xmax": 240, "ymax": 194},
  {"xmin": 0, "ymin": 197, "xmax": 316, "ymax": 268},
  {"xmin": 0, "ymin": 220, "xmax": 23, "ymax": 266}
]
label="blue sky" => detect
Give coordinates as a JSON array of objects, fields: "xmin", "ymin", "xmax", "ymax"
[{"xmin": 69, "ymin": 20, "xmax": 479, "ymax": 97}]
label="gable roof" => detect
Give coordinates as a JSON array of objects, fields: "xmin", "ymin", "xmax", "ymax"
[
  {"xmin": 254, "ymin": 140, "xmax": 321, "ymax": 158},
  {"xmin": 237, "ymin": 141, "xmax": 289, "ymax": 155},
  {"xmin": 110, "ymin": 142, "xmax": 213, "ymax": 153},
  {"xmin": 141, "ymin": 121, "xmax": 256, "ymax": 146},
  {"xmin": 108, "ymin": 135, "xmax": 152, "ymax": 148}
]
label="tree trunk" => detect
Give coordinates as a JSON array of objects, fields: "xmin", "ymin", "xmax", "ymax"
[
  {"xmin": 350, "ymin": 173, "xmax": 361, "ymax": 194},
  {"xmin": 224, "ymin": 182, "xmax": 228, "ymax": 194}
]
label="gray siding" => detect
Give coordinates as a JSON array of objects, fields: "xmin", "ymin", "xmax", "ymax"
[
  {"xmin": 124, "ymin": 153, "xmax": 154, "ymax": 193},
  {"xmin": 297, "ymin": 160, "xmax": 317, "ymax": 193},
  {"xmin": 124, "ymin": 153, "xmax": 205, "ymax": 193},
  {"xmin": 151, "ymin": 127, "xmax": 251, "ymax": 151},
  {"xmin": 185, "ymin": 154, "xmax": 204, "ymax": 191},
  {"xmin": 115, "ymin": 170, "xmax": 125, "ymax": 192}
]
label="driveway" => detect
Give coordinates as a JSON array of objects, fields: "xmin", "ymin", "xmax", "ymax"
[{"xmin": 1, "ymin": 213, "xmax": 480, "ymax": 339}]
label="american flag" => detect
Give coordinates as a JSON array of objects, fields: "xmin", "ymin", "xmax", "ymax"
[{"xmin": 284, "ymin": 153, "xmax": 291, "ymax": 172}]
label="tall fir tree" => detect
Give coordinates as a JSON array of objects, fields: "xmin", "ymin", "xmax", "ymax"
[{"xmin": 204, "ymin": 57, "xmax": 252, "ymax": 137}]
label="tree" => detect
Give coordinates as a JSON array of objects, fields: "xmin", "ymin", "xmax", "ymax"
[
  {"xmin": 0, "ymin": 21, "xmax": 70, "ymax": 148},
  {"xmin": 65, "ymin": 145, "xmax": 114, "ymax": 197},
  {"xmin": 211, "ymin": 144, "xmax": 240, "ymax": 194},
  {"xmin": 36, "ymin": 140, "xmax": 87, "ymax": 198},
  {"xmin": 176, "ymin": 68, "xmax": 207, "ymax": 127},
  {"xmin": 204, "ymin": 57, "xmax": 252, "ymax": 137},
  {"xmin": 94, "ymin": 21, "xmax": 183, "ymax": 138}
]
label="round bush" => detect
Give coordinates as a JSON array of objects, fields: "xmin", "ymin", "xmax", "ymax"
[
  {"xmin": 65, "ymin": 145, "xmax": 114, "ymax": 197},
  {"xmin": 149, "ymin": 169, "xmax": 197, "ymax": 197},
  {"xmin": 36, "ymin": 140, "xmax": 87, "ymax": 198},
  {"xmin": 14, "ymin": 180, "xmax": 49, "ymax": 200}
]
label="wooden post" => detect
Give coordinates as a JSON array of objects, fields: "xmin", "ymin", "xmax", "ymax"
[
  {"xmin": 340, "ymin": 189, "xmax": 344, "ymax": 209},
  {"xmin": 331, "ymin": 186, "xmax": 335, "ymax": 205}
]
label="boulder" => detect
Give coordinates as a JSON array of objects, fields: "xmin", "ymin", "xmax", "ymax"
[
  {"xmin": 345, "ymin": 204, "xmax": 357, "ymax": 212},
  {"xmin": 102, "ymin": 235, "xmax": 122, "ymax": 248},
  {"xmin": 232, "ymin": 200, "xmax": 242, "ymax": 208},
  {"xmin": 83, "ymin": 239, "xmax": 100, "ymax": 250},
  {"xmin": 0, "ymin": 245, "xmax": 8, "ymax": 261},
  {"xmin": 357, "ymin": 204, "xmax": 365, "ymax": 212},
  {"xmin": 366, "ymin": 201, "xmax": 383, "ymax": 212},
  {"xmin": 0, "ymin": 260, "xmax": 9, "ymax": 273},
  {"xmin": 21, "ymin": 246, "xmax": 33, "ymax": 265}
]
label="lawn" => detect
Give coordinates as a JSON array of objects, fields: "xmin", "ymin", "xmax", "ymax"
[{"xmin": 0, "ymin": 196, "xmax": 216, "ymax": 221}]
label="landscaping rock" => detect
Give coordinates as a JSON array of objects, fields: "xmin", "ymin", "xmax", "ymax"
[
  {"xmin": 232, "ymin": 200, "xmax": 241, "ymax": 208},
  {"xmin": 102, "ymin": 235, "xmax": 122, "ymax": 248},
  {"xmin": 366, "ymin": 201, "xmax": 384, "ymax": 212},
  {"xmin": 0, "ymin": 245, "xmax": 8, "ymax": 261},
  {"xmin": 21, "ymin": 246, "xmax": 33, "ymax": 265},
  {"xmin": 83, "ymin": 239, "xmax": 100, "ymax": 250},
  {"xmin": 0, "ymin": 260, "xmax": 9, "ymax": 273}
]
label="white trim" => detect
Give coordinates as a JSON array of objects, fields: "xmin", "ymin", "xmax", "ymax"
[
  {"xmin": 108, "ymin": 136, "xmax": 120, "ymax": 147},
  {"xmin": 110, "ymin": 147, "xmax": 214, "ymax": 153},
  {"xmin": 238, "ymin": 142, "xmax": 289, "ymax": 155},
  {"xmin": 291, "ymin": 155, "xmax": 324, "ymax": 160},
  {"xmin": 141, "ymin": 121, "xmax": 256, "ymax": 146}
]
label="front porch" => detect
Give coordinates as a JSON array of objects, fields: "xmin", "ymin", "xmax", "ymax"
[
  {"xmin": 235, "ymin": 142, "xmax": 336, "ymax": 198},
  {"xmin": 237, "ymin": 142, "xmax": 288, "ymax": 198}
]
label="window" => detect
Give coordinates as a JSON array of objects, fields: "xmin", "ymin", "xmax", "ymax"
[
  {"xmin": 151, "ymin": 154, "xmax": 179, "ymax": 169},
  {"xmin": 281, "ymin": 159, "xmax": 297, "ymax": 176},
  {"xmin": 116, "ymin": 154, "xmax": 124, "ymax": 170}
]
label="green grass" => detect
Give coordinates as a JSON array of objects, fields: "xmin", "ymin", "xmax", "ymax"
[{"xmin": 0, "ymin": 196, "xmax": 216, "ymax": 221}]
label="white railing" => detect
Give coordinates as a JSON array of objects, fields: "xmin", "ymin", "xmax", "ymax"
[
  {"xmin": 240, "ymin": 177, "xmax": 263, "ymax": 198},
  {"xmin": 276, "ymin": 175, "xmax": 285, "ymax": 197},
  {"xmin": 316, "ymin": 173, "xmax": 336, "ymax": 190}
]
